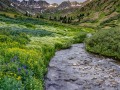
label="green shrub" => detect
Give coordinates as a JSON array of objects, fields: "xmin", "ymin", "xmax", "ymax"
[
  {"xmin": 24, "ymin": 23, "xmax": 35, "ymax": 28},
  {"xmin": 73, "ymin": 32, "xmax": 87, "ymax": 43},
  {"xmin": 85, "ymin": 27, "xmax": 120, "ymax": 59},
  {"xmin": 0, "ymin": 35, "xmax": 12, "ymax": 42},
  {"xmin": 0, "ymin": 76, "xmax": 24, "ymax": 90}
]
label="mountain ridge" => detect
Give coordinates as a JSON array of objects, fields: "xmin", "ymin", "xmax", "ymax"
[{"xmin": 10, "ymin": 0, "xmax": 83, "ymax": 14}]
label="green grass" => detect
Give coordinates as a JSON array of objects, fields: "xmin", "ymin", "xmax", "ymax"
[
  {"xmin": 85, "ymin": 27, "xmax": 120, "ymax": 60},
  {"xmin": 0, "ymin": 15, "xmax": 92, "ymax": 90}
]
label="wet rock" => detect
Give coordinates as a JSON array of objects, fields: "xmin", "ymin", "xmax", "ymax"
[
  {"xmin": 105, "ymin": 80, "xmax": 118, "ymax": 87},
  {"xmin": 47, "ymin": 86, "xmax": 56, "ymax": 90},
  {"xmin": 75, "ymin": 80, "xmax": 85, "ymax": 85},
  {"xmin": 92, "ymin": 78, "xmax": 104, "ymax": 86},
  {"xmin": 83, "ymin": 84, "xmax": 92, "ymax": 90}
]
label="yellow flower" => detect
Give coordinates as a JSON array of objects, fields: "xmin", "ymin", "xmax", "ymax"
[
  {"xmin": 10, "ymin": 73, "xmax": 13, "ymax": 75},
  {"xmin": 14, "ymin": 74, "xmax": 17, "ymax": 77},
  {"xmin": 17, "ymin": 76, "xmax": 21, "ymax": 80}
]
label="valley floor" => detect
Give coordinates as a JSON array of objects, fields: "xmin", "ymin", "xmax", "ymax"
[{"xmin": 45, "ymin": 43, "xmax": 120, "ymax": 90}]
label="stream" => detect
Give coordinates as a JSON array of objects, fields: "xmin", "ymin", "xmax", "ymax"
[{"xmin": 45, "ymin": 43, "xmax": 120, "ymax": 90}]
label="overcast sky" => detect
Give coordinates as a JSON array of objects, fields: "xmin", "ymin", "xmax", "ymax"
[{"xmin": 19, "ymin": 0, "xmax": 86, "ymax": 4}]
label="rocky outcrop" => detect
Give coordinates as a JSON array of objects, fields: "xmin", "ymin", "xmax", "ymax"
[
  {"xmin": 0, "ymin": 0, "xmax": 16, "ymax": 11},
  {"xmin": 57, "ymin": 1, "xmax": 81, "ymax": 10},
  {"xmin": 58, "ymin": 1, "xmax": 71, "ymax": 10},
  {"xmin": 18, "ymin": 0, "xmax": 49, "ymax": 8},
  {"xmin": 71, "ymin": 1, "xmax": 81, "ymax": 7}
]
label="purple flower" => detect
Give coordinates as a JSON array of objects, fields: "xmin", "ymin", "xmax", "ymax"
[
  {"xmin": 22, "ymin": 65, "xmax": 27, "ymax": 69},
  {"xmin": 18, "ymin": 68, "xmax": 21, "ymax": 72}
]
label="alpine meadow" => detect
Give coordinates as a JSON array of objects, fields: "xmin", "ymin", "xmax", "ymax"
[{"xmin": 0, "ymin": 0, "xmax": 120, "ymax": 90}]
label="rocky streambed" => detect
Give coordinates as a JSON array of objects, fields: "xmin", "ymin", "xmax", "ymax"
[{"xmin": 45, "ymin": 44, "xmax": 120, "ymax": 90}]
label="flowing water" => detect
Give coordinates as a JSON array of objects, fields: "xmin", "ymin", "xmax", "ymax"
[{"xmin": 45, "ymin": 44, "xmax": 120, "ymax": 90}]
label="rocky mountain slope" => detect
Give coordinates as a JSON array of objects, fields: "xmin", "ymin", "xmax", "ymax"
[
  {"xmin": 45, "ymin": 0, "xmax": 120, "ymax": 28},
  {"xmin": 11, "ymin": 0, "xmax": 50, "ymax": 14},
  {"xmin": 43, "ymin": 0, "xmax": 92, "ymax": 19},
  {"xmin": 10, "ymin": 0, "xmax": 82, "ymax": 14},
  {"xmin": 0, "ymin": 0, "xmax": 25, "ymax": 14},
  {"xmin": 0, "ymin": 0, "xmax": 12, "ymax": 11}
]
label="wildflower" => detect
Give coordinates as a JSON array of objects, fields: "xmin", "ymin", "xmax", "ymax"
[
  {"xmin": 10, "ymin": 73, "xmax": 13, "ymax": 75},
  {"xmin": 18, "ymin": 68, "xmax": 21, "ymax": 72},
  {"xmin": 14, "ymin": 74, "xmax": 17, "ymax": 77},
  {"xmin": 22, "ymin": 65, "xmax": 27, "ymax": 69},
  {"xmin": 17, "ymin": 76, "xmax": 21, "ymax": 80}
]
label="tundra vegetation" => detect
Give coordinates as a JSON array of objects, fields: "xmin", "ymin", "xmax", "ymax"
[{"xmin": 0, "ymin": 14, "xmax": 93, "ymax": 90}]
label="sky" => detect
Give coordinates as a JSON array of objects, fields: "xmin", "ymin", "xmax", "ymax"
[{"xmin": 18, "ymin": 0, "xmax": 86, "ymax": 4}]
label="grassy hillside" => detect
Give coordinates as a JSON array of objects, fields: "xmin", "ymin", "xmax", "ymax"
[
  {"xmin": 73, "ymin": 0, "xmax": 120, "ymax": 28},
  {"xmin": 0, "ymin": 0, "xmax": 24, "ymax": 15},
  {"xmin": 0, "ymin": 13, "xmax": 93, "ymax": 90}
]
